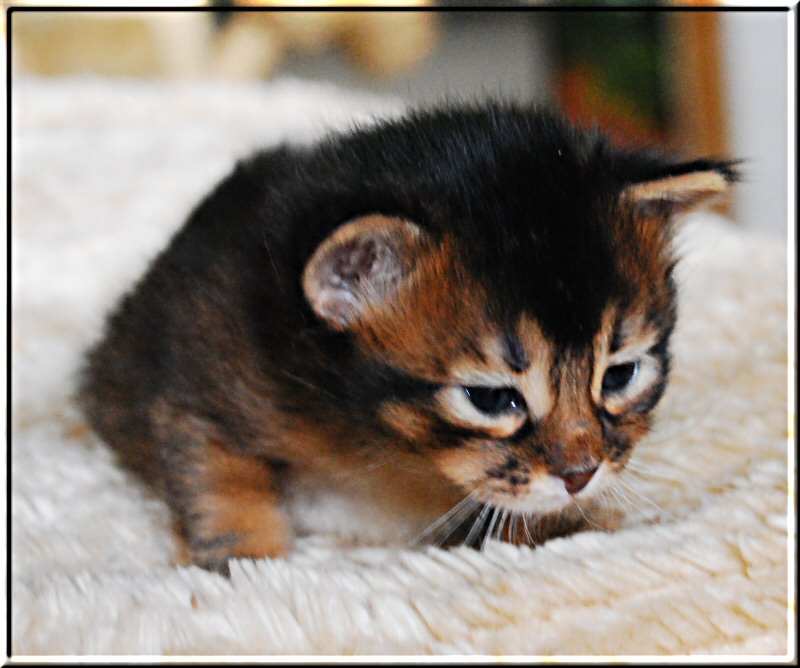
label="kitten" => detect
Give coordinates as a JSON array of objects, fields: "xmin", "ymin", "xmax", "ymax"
[{"xmin": 78, "ymin": 102, "xmax": 736, "ymax": 573}]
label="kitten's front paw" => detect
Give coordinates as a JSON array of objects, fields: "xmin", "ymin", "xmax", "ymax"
[
  {"xmin": 180, "ymin": 529, "xmax": 291, "ymax": 576},
  {"xmin": 196, "ymin": 555, "xmax": 233, "ymax": 578},
  {"xmin": 189, "ymin": 533, "xmax": 241, "ymax": 576},
  {"xmin": 167, "ymin": 440, "xmax": 293, "ymax": 573}
]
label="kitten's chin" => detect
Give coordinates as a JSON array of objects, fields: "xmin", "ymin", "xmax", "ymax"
[{"xmin": 484, "ymin": 476, "xmax": 573, "ymax": 515}]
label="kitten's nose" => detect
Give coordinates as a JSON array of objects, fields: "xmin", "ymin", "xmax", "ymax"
[{"xmin": 558, "ymin": 466, "xmax": 598, "ymax": 495}]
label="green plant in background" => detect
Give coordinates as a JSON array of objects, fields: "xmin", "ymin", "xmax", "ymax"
[{"xmin": 548, "ymin": 8, "xmax": 669, "ymax": 146}]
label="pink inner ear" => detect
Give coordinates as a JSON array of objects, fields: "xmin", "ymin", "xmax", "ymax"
[
  {"xmin": 624, "ymin": 170, "xmax": 730, "ymax": 214},
  {"xmin": 302, "ymin": 214, "xmax": 425, "ymax": 330},
  {"xmin": 331, "ymin": 238, "xmax": 378, "ymax": 286}
]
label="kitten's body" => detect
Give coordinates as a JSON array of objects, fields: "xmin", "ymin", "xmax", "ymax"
[{"xmin": 79, "ymin": 103, "xmax": 735, "ymax": 572}]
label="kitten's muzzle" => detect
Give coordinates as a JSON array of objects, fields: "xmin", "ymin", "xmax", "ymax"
[{"xmin": 532, "ymin": 416, "xmax": 604, "ymax": 495}]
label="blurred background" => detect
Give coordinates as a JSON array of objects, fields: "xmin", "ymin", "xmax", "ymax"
[{"xmin": 7, "ymin": 3, "xmax": 790, "ymax": 239}]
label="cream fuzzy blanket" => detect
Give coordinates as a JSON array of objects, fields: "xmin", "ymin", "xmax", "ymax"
[{"xmin": 9, "ymin": 77, "xmax": 793, "ymax": 658}]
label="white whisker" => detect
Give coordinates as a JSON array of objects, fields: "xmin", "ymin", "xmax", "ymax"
[
  {"xmin": 278, "ymin": 370, "xmax": 339, "ymax": 401},
  {"xmin": 606, "ymin": 482, "xmax": 634, "ymax": 515},
  {"xmin": 624, "ymin": 460, "xmax": 684, "ymax": 485},
  {"xmin": 616, "ymin": 477, "xmax": 676, "ymax": 522},
  {"xmin": 597, "ymin": 487, "xmax": 618, "ymax": 512},
  {"xmin": 642, "ymin": 397, "xmax": 721, "ymax": 446},
  {"xmin": 464, "ymin": 503, "xmax": 492, "ymax": 548},
  {"xmin": 411, "ymin": 493, "xmax": 478, "ymax": 547},
  {"xmin": 521, "ymin": 514, "xmax": 533, "ymax": 545},
  {"xmin": 572, "ymin": 498, "xmax": 603, "ymax": 530},
  {"xmin": 434, "ymin": 496, "xmax": 485, "ymax": 547},
  {"xmin": 329, "ymin": 452, "xmax": 401, "ymax": 485},
  {"xmin": 509, "ymin": 514, "xmax": 519, "ymax": 545},
  {"xmin": 609, "ymin": 479, "xmax": 659, "ymax": 524},
  {"xmin": 481, "ymin": 506, "xmax": 501, "ymax": 550},
  {"xmin": 496, "ymin": 510, "xmax": 509, "ymax": 541},
  {"xmin": 261, "ymin": 229, "xmax": 285, "ymax": 295}
]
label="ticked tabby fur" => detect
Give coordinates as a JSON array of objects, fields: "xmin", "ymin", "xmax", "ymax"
[{"xmin": 79, "ymin": 103, "xmax": 737, "ymax": 573}]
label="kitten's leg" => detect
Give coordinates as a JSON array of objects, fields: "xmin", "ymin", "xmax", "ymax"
[
  {"xmin": 182, "ymin": 443, "xmax": 290, "ymax": 574},
  {"xmin": 152, "ymin": 405, "xmax": 290, "ymax": 574}
]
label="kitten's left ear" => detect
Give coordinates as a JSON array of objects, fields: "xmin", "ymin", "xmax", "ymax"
[
  {"xmin": 622, "ymin": 161, "xmax": 739, "ymax": 217},
  {"xmin": 302, "ymin": 214, "xmax": 426, "ymax": 331}
]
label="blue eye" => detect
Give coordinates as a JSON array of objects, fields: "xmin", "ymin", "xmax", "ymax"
[
  {"xmin": 463, "ymin": 386, "xmax": 526, "ymax": 415},
  {"xmin": 602, "ymin": 361, "xmax": 639, "ymax": 393}
]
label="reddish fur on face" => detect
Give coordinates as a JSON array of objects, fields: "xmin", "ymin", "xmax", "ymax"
[
  {"xmin": 330, "ymin": 209, "xmax": 681, "ymax": 518},
  {"xmin": 293, "ymin": 215, "xmax": 671, "ymax": 522},
  {"xmin": 353, "ymin": 237, "xmax": 493, "ymax": 380}
]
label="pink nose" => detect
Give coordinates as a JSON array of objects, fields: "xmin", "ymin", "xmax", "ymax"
[{"xmin": 560, "ymin": 466, "xmax": 598, "ymax": 495}]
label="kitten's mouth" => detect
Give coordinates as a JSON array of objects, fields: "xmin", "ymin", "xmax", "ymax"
[{"xmin": 477, "ymin": 462, "xmax": 610, "ymax": 516}]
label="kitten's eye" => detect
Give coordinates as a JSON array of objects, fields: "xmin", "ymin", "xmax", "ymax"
[
  {"xmin": 463, "ymin": 386, "xmax": 526, "ymax": 415},
  {"xmin": 602, "ymin": 361, "xmax": 640, "ymax": 393}
]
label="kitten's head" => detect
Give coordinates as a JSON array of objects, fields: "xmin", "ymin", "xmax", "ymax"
[{"xmin": 299, "ymin": 105, "xmax": 736, "ymax": 515}]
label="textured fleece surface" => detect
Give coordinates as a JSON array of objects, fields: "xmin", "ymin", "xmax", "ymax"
[{"xmin": 9, "ymin": 77, "xmax": 793, "ymax": 658}]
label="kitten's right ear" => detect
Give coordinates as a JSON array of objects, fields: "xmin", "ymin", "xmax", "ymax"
[
  {"xmin": 621, "ymin": 160, "xmax": 740, "ymax": 218},
  {"xmin": 302, "ymin": 214, "xmax": 426, "ymax": 330}
]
